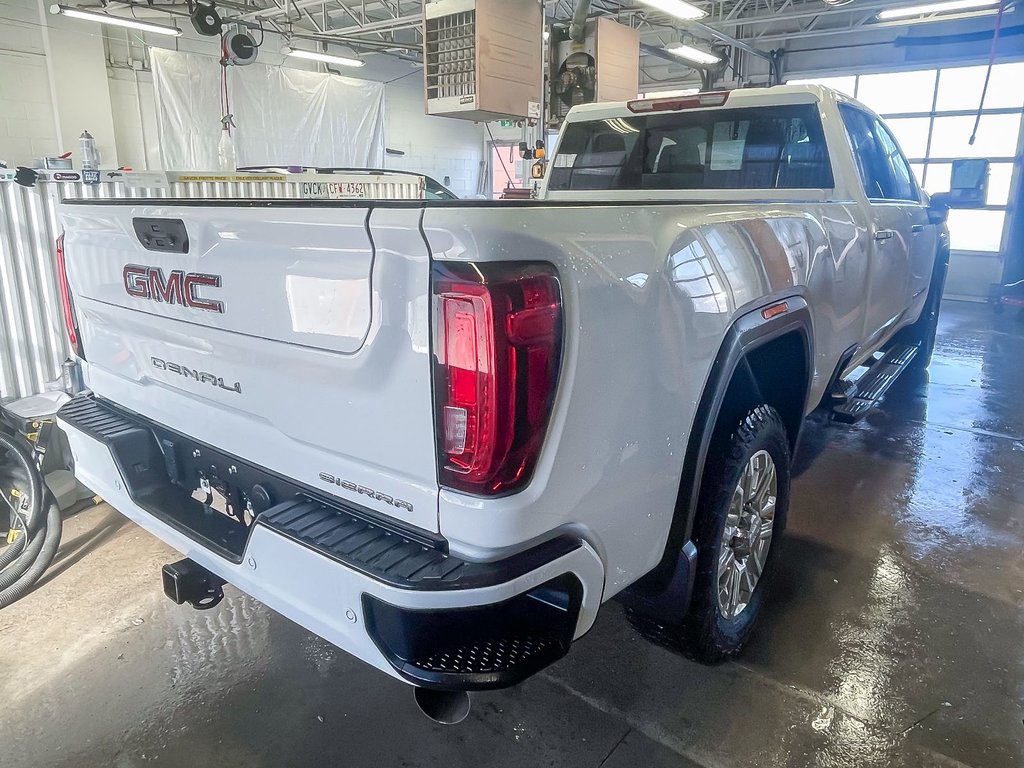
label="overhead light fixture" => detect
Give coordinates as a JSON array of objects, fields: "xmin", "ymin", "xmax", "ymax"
[
  {"xmin": 283, "ymin": 45, "xmax": 365, "ymax": 68},
  {"xmin": 635, "ymin": 0, "xmax": 708, "ymax": 22},
  {"xmin": 664, "ymin": 43, "xmax": 721, "ymax": 65},
  {"xmin": 49, "ymin": 4, "xmax": 182, "ymax": 36},
  {"xmin": 877, "ymin": 0, "xmax": 999, "ymax": 20}
]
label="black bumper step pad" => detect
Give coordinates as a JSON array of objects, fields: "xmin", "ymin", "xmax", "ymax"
[
  {"xmin": 58, "ymin": 394, "xmax": 581, "ymax": 592},
  {"xmin": 260, "ymin": 498, "xmax": 468, "ymax": 588},
  {"xmin": 260, "ymin": 497, "xmax": 580, "ymax": 591},
  {"xmin": 57, "ymin": 395, "xmax": 142, "ymax": 442}
]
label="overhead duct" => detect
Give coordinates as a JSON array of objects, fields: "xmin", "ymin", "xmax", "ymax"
[{"xmin": 569, "ymin": 0, "xmax": 592, "ymax": 42}]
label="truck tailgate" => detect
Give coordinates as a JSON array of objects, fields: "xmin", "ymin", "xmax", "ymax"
[{"xmin": 60, "ymin": 202, "xmax": 440, "ymax": 533}]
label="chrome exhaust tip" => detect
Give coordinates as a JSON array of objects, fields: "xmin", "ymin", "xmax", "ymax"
[{"xmin": 413, "ymin": 688, "xmax": 471, "ymax": 725}]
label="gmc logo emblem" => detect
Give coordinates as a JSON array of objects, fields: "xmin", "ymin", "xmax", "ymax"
[{"xmin": 123, "ymin": 265, "xmax": 224, "ymax": 313}]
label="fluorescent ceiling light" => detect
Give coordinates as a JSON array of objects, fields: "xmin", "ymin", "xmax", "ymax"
[
  {"xmin": 635, "ymin": 0, "xmax": 708, "ymax": 22},
  {"xmin": 878, "ymin": 0, "xmax": 999, "ymax": 20},
  {"xmin": 664, "ymin": 43, "xmax": 721, "ymax": 65},
  {"xmin": 49, "ymin": 4, "xmax": 181, "ymax": 36},
  {"xmin": 284, "ymin": 46, "xmax": 365, "ymax": 68}
]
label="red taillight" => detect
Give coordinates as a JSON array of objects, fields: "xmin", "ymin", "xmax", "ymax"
[
  {"xmin": 433, "ymin": 262, "xmax": 562, "ymax": 495},
  {"xmin": 55, "ymin": 233, "xmax": 85, "ymax": 359},
  {"xmin": 626, "ymin": 91, "xmax": 730, "ymax": 113}
]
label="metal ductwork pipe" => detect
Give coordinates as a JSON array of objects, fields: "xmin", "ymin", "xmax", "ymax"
[{"xmin": 569, "ymin": 0, "xmax": 592, "ymax": 42}]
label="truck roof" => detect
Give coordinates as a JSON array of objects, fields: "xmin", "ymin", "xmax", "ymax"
[{"xmin": 564, "ymin": 84, "xmax": 843, "ymax": 123}]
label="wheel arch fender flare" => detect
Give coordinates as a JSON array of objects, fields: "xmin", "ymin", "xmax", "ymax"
[
  {"xmin": 676, "ymin": 296, "xmax": 813, "ymax": 543},
  {"xmin": 621, "ymin": 296, "xmax": 814, "ymax": 618}
]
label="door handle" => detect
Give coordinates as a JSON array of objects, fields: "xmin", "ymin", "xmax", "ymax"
[
  {"xmin": 911, "ymin": 224, "xmax": 926, "ymax": 233},
  {"xmin": 874, "ymin": 229, "xmax": 895, "ymax": 241}
]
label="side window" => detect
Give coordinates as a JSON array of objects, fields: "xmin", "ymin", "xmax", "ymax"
[
  {"xmin": 873, "ymin": 120, "xmax": 919, "ymax": 202},
  {"xmin": 839, "ymin": 104, "xmax": 920, "ymax": 203},
  {"xmin": 840, "ymin": 105, "xmax": 887, "ymax": 199}
]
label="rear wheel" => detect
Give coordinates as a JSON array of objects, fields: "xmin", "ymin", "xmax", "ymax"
[
  {"xmin": 899, "ymin": 293, "xmax": 941, "ymax": 370},
  {"xmin": 900, "ymin": 247, "xmax": 949, "ymax": 371},
  {"xmin": 679, "ymin": 405, "xmax": 790, "ymax": 663}
]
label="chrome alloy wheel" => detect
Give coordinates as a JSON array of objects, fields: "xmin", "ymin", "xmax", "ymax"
[{"xmin": 716, "ymin": 449, "xmax": 777, "ymax": 619}]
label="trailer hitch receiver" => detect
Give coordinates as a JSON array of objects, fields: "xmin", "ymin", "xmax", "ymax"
[{"xmin": 162, "ymin": 558, "xmax": 227, "ymax": 610}]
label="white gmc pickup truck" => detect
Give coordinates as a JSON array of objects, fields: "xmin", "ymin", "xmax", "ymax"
[{"xmin": 55, "ymin": 85, "xmax": 955, "ymax": 718}]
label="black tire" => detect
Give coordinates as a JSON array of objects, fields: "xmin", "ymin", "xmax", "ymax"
[
  {"xmin": 899, "ymin": 295, "xmax": 940, "ymax": 371},
  {"xmin": 899, "ymin": 246, "xmax": 949, "ymax": 371},
  {"xmin": 678, "ymin": 405, "xmax": 790, "ymax": 663}
]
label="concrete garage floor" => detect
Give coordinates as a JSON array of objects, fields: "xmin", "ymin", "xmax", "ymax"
[{"xmin": 2, "ymin": 300, "xmax": 1022, "ymax": 768}]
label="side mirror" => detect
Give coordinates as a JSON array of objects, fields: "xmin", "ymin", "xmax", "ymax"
[
  {"xmin": 948, "ymin": 158, "xmax": 989, "ymax": 208},
  {"xmin": 928, "ymin": 193, "xmax": 950, "ymax": 225}
]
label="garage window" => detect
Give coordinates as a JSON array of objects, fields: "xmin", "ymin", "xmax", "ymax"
[{"xmin": 791, "ymin": 63, "xmax": 1024, "ymax": 253}]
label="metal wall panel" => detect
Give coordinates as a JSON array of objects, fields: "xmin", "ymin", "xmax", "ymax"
[
  {"xmin": 0, "ymin": 170, "xmax": 424, "ymax": 401},
  {"xmin": 0, "ymin": 179, "xmax": 69, "ymax": 402}
]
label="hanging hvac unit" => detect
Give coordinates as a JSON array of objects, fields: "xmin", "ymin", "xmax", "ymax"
[
  {"xmin": 550, "ymin": 17, "xmax": 640, "ymax": 126},
  {"xmin": 424, "ymin": 0, "xmax": 543, "ymax": 121}
]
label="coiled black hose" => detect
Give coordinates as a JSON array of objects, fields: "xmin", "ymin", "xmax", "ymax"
[
  {"xmin": 0, "ymin": 522, "xmax": 28, "ymax": 570},
  {"xmin": 0, "ymin": 431, "xmax": 39, "ymax": 572},
  {"xmin": 0, "ymin": 501, "xmax": 61, "ymax": 608},
  {"xmin": 0, "ymin": 430, "xmax": 62, "ymax": 607},
  {"xmin": 0, "ymin": 430, "xmax": 42, "ymax": 530}
]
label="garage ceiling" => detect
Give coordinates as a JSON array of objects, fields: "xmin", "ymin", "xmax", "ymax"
[
  {"xmin": 78, "ymin": 0, "xmax": 1013, "ymax": 91},
  {"xmin": 85, "ymin": 0, "xmax": 1006, "ymax": 57}
]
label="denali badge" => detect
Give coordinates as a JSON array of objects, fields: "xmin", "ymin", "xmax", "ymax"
[
  {"xmin": 123, "ymin": 264, "xmax": 224, "ymax": 313},
  {"xmin": 318, "ymin": 472, "xmax": 414, "ymax": 513},
  {"xmin": 151, "ymin": 357, "xmax": 241, "ymax": 394}
]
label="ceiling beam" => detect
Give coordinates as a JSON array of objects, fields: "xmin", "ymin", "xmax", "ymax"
[{"xmin": 322, "ymin": 11, "xmax": 421, "ymax": 33}]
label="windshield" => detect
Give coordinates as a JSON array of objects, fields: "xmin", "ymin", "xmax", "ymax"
[{"xmin": 548, "ymin": 103, "xmax": 834, "ymax": 192}]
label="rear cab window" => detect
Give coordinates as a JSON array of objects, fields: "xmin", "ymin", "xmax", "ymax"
[{"xmin": 548, "ymin": 103, "xmax": 834, "ymax": 192}]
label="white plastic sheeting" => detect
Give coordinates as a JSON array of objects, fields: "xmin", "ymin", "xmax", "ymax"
[{"xmin": 151, "ymin": 49, "xmax": 386, "ymax": 170}]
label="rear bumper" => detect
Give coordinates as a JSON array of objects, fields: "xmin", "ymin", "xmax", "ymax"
[{"xmin": 58, "ymin": 395, "xmax": 604, "ymax": 690}]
